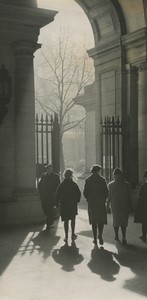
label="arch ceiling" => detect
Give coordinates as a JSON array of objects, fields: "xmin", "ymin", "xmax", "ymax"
[
  {"xmin": 117, "ymin": 0, "xmax": 145, "ymax": 33},
  {"xmin": 75, "ymin": 0, "xmax": 146, "ymax": 46}
]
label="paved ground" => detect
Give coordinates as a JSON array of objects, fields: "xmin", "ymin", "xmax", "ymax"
[{"xmin": 0, "ymin": 180, "xmax": 147, "ymax": 300}]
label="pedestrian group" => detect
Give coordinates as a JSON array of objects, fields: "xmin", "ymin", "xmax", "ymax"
[{"xmin": 38, "ymin": 164, "xmax": 147, "ymax": 246}]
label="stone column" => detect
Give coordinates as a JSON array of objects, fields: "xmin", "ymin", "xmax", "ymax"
[
  {"xmin": 126, "ymin": 65, "xmax": 139, "ymax": 187},
  {"xmin": 85, "ymin": 109, "xmax": 96, "ymax": 171},
  {"xmin": 13, "ymin": 41, "xmax": 38, "ymax": 194},
  {"xmin": 138, "ymin": 63, "xmax": 147, "ymax": 181},
  {"xmin": 95, "ymin": 73, "xmax": 102, "ymax": 165}
]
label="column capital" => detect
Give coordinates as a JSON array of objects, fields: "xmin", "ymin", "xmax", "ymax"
[
  {"xmin": 125, "ymin": 64, "xmax": 138, "ymax": 73},
  {"xmin": 14, "ymin": 41, "xmax": 41, "ymax": 56},
  {"xmin": 138, "ymin": 62, "xmax": 147, "ymax": 71}
]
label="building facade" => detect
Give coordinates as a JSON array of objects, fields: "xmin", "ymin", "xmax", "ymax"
[{"xmin": 75, "ymin": 0, "xmax": 147, "ymax": 187}]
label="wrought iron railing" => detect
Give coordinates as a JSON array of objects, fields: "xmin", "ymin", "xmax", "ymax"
[
  {"xmin": 35, "ymin": 113, "xmax": 60, "ymax": 178},
  {"xmin": 101, "ymin": 116, "xmax": 126, "ymax": 182}
]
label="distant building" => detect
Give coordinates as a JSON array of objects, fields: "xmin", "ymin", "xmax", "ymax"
[{"xmin": 63, "ymin": 123, "xmax": 85, "ymax": 172}]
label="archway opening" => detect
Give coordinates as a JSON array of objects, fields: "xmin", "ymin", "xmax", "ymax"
[{"xmin": 35, "ymin": 0, "xmax": 94, "ymax": 174}]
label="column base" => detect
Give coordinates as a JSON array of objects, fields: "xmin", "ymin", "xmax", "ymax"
[{"xmin": 0, "ymin": 188, "xmax": 45, "ymax": 225}]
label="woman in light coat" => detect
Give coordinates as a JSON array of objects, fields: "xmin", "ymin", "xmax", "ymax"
[
  {"xmin": 134, "ymin": 170, "xmax": 147, "ymax": 242},
  {"xmin": 107, "ymin": 168, "xmax": 132, "ymax": 245}
]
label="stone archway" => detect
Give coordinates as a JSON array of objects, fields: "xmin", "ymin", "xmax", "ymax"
[
  {"xmin": 74, "ymin": 0, "xmax": 147, "ymax": 186},
  {"xmin": 0, "ymin": 0, "xmax": 147, "ymax": 224}
]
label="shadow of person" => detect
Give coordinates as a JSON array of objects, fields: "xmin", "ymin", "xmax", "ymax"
[
  {"xmin": 114, "ymin": 243, "xmax": 147, "ymax": 297},
  {"xmin": 52, "ymin": 241, "xmax": 84, "ymax": 272},
  {"xmin": 88, "ymin": 246, "xmax": 120, "ymax": 282},
  {"xmin": 31, "ymin": 229, "xmax": 60, "ymax": 261}
]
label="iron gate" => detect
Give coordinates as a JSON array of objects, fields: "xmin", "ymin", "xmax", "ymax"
[
  {"xmin": 101, "ymin": 116, "xmax": 130, "ymax": 182},
  {"xmin": 35, "ymin": 113, "xmax": 60, "ymax": 179}
]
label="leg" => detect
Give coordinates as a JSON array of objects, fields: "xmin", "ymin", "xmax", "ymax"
[
  {"xmin": 140, "ymin": 223, "xmax": 147, "ymax": 242},
  {"xmin": 46, "ymin": 205, "xmax": 54, "ymax": 227},
  {"xmin": 98, "ymin": 224, "xmax": 104, "ymax": 245},
  {"xmin": 64, "ymin": 220, "xmax": 69, "ymax": 242},
  {"xmin": 46, "ymin": 216, "xmax": 53, "ymax": 229},
  {"xmin": 92, "ymin": 223, "xmax": 97, "ymax": 245},
  {"xmin": 121, "ymin": 226, "xmax": 127, "ymax": 244},
  {"xmin": 114, "ymin": 226, "xmax": 119, "ymax": 240},
  {"xmin": 71, "ymin": 216, "xmax": 77, "ymax": 240}
]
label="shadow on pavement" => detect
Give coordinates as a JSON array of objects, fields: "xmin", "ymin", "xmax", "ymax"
[
  {"xmin": 0, "ymin": 224, "xmax": 44, "ymax": 275},
  {"xmin": 114, "ymin": 243, "xmax": 147, "ymax": 297},
  {"xmin": 52, "ymin": 241, "xmax": 84, "ymax": 272},
  {"xmin": 31, "ymin": 218, "xmax": 60, "ymax": 261},
  {"xmin": 88, "ymin": 246, "xmax": 120, "ymax": 281}
]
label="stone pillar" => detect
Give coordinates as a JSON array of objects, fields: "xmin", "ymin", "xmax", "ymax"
[
  {"xmin": 85, "ymin": 110, "xmax": 96, "ymax": 171},
  {"xmin": 95, "ymin": 73, "xmax": 102, "ymax": 165},
  {"xmin": 126, "ymin": 65, "xmax": 139, "ymax": 187},
  {"xmin": 138, "ymin": 63, "xmax": 147, "ymax": 181},
  {"xmin": 13, "ymin": 41, "xmax": 38, "ymax": 194}
]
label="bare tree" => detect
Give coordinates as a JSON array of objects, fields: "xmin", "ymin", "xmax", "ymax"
[{"xmin": 35, "ymin": 29, "xmax": 94, "ymax": 172}]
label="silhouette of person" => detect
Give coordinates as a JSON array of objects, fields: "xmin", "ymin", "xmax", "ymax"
[
  {"xmin": 88, "ymin": 247, "xmax": 120, "ymax": 281},
  {"xmin": 55, "ymin": 168, "xmax": 81, "ymax": 243},
  {"xmin": 38, "ymin": 164, "xmax": 60, "ymax": 229},
  {"xmin": 134, "ymin": 169, "xmax": 147, "ymax": 242},
  {"xmin": 52, "ymin": 241, "xmax": 84, "ymax": 272},
  {"xmin": 83, "ymin": 164, "xmax": 108, "ymax": 246},
  {"xmin": 107, "ymin": 168, "xmax": 132, "ymax": 245}
]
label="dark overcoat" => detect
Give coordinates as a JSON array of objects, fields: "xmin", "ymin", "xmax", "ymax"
[
  {"xmin": 108, "ymin": 179, "xmax": 132, "ymax": 227},
  {"xmin": 38, "ymin": 172, "xmax": 60, "ymax": 216},
  {"xmin": 134, "ymin": 181, "xmax": 147, "ymax": 224},
  {"xmin": 83, "ymin": 173, "xmax": 108, "ymax": 225},
  {"xmin": 55, "ymin": 178, "xmax": 81, "ymax": 221}
]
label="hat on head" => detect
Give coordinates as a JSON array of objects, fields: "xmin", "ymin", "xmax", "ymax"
[
  {"xmin": 113, "ymin": 168, "xmax": 123, "ymax": 176},
  {"xmin": 91, "ymin": 164, "xmax": 102, "ymax": 173},
  {"xmin": 143, "ymin": 170, "xmax": 147, "ymax": 178},
  {"xmin": 64, "ymin": 168, "xmax": 73, "ymax": 179}
]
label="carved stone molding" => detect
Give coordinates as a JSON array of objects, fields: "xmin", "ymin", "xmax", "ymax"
[
  {"xmin": 122, "ymin": 28, "xmax": 147, "ymax": 49},
  {"xmin": 0, "ymin": 0, "xmax": 37, "ymax": 7},
  {"xmin": 14, "ymin": 41, "xmax": 41, "ymax": 56}
]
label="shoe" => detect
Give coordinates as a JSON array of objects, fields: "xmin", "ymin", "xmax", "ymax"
[
  {"xmin": 64, "ymin": 237, "xmax": 68, "ymax": 243},
  {"xmin": 115, "ymin": 236, "xmax": 119, "ymax": 241},
  {"xmin": 122, "ymin": 239, "xmax": 127, "ymax": 245},
  {"xmin": 98, "ymin": 236, "xmax": 104, "ymax": 245},
  {"xmin": 93, "ymin": 239, "xmax": 97, "ymax": 245},
  {"xmin": 71, "ymin": 234, "xmax": 77, "ymax": 240},
  {"xmin": 139, "ymin": 235, "xmax": 146, "ymax": 242}
]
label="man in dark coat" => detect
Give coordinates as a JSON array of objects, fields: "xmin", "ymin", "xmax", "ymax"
[
  {"xmin": 38, "ymin": 164, "xmax": 60, "ymax": 229},
  {"xmin": 134, "ymin": 169, "xmax": 147, "ymax": 242},
  {"xmin": 83, "ymin": 164, "xmax": 108, "ymax": 246}
]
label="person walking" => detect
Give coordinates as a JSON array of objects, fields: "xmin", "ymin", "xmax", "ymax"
[
  {"xmin": 55, "ymin": 168, "xmax": 81, "ymax": 243},
  {"xmin": 38, "ymin": 164, "xmax": 60, "ymax": 229},
  {"xmin": 107, "ymin": 168, "xmax": 132, "ymax": 245},
  {"xmin": 83, "ymin": 164, "xmax": 108, "ymax": 246},
  {"xmin": 134, "ymin": 170, "xmax": 147, "ymax": 242}
]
